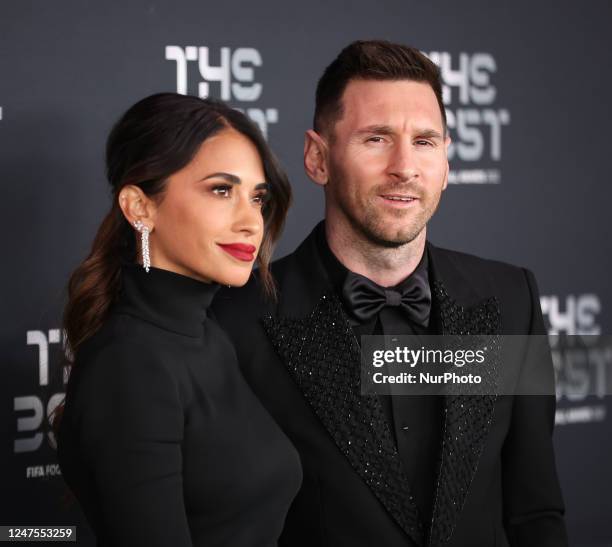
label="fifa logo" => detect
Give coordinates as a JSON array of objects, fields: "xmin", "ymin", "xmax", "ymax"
[{"xmin": 165, "ymin": 46, "xmax": 278, "ymax": 138}]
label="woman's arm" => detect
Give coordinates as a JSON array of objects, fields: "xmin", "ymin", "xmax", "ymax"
[{"xmin": 66, "ymin": 338, "xmax": 192, "ymax": 547}]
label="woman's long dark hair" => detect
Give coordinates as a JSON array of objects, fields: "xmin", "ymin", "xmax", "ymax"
[{"xmin": 63, "ymin": 93, "xmax": 291, "ymax": 362}]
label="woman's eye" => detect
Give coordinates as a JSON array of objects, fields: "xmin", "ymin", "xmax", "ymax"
[
  {"xmin": 252, "ymin": 192, "xmax": 268, "ymax": 206},
  {"xmin": 212, "ymin": 185, "xmax": 232, "ymax": 197}
]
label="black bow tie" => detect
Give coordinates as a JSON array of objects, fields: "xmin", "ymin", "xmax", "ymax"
[{"xmin": 342, "ymin": 270, "xmax": 431, "ymax": 326}]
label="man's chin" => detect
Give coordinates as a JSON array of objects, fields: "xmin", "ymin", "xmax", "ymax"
[{"xmin": 360, "ymin": 225, "xmax": 423, "ymax": 249}]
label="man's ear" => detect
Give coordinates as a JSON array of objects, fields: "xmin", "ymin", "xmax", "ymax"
[
  {"xmin": 118, "ymin": 185, "xmax": 158, "ymax": 231},
  {"xmin": 442, "ymin": 135, "xmax": 452, "ymax": 191},
  {"xmin": 304, "ymin": 129, "xmax": 330, "ymax": 186}
]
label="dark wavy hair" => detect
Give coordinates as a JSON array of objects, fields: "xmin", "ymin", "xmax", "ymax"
[{"xmin": 63, "ymin": 92, "xmax": 291, "ymax": 361}]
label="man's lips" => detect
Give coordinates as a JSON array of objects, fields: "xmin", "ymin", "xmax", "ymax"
[
  {"xmin": 217, "ymin": 243, "xmax": 257, "ymax": 262},
  {"xmin": 379, "ymin": 194, "xmax": 419, "ymax": 205}
]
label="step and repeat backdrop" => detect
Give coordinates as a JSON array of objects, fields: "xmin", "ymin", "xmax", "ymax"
[{"xmin": 1, "ymin": 1, "xmax": 610, "ymax": 545}]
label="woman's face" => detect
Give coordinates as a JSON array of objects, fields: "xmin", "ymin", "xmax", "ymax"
[{"xmin": 149, "ymin": 128, "xmax": 268, "ymax": 286}]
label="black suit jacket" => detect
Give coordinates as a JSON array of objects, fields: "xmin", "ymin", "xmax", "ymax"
[{"xmin": 213, "ymin": 226, "xmax": 568, "ymax": 547}]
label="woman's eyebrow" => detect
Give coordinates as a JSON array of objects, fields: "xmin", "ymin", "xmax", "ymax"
[{"xmin": 199, "ymin": 172, "xmax": 242, "ymax": 184}]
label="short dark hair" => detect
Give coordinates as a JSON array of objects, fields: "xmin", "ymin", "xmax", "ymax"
[{"xmin": 314, "ymin": 40, "xmax": 446, "ymax": 136}]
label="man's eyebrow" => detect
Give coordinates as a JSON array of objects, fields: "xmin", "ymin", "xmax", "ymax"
[
  {"xmin": 353, "ymin": 125, "xmax": 444, "ymax": 139},
  {"xmin": 354, "ymin": 124, "xmax": 395, "ymax": 136},
  {"xmin": 415, "ymin": 128, "xmax": 444, "ymax": 139},
  {"xmin": 199, "ymin": 172, "xmax": 241, "ymax": 184}
]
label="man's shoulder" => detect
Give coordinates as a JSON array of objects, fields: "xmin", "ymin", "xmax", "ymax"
[
  {"xmin": 432, "ymin": 244, "xmax": 527, "ymax": 277},
  {"xmin": 430, "ymin": 243, "xmax": 538, "ymax": 303}
]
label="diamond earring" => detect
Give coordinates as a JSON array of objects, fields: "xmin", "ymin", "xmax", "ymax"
[{"xmin": 133, "ymin": 220, "xmax": 150, "ymax": 273}]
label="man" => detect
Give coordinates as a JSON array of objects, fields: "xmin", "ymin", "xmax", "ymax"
[{"xmin": 213, "ymin": 40, "xmax": 567, "ymax": 546}]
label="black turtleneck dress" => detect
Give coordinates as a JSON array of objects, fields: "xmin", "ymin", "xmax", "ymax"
[{"xmin": 58, "ymin": 265, "xmax": 302, "ymax": 547}]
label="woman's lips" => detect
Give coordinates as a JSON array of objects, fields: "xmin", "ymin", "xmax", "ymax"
[{"xmin": 217, "ymin": 243, "xmax": 257, "ymax": 262}]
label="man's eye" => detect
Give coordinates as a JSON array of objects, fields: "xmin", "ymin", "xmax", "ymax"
[
  {"xmin": 366, "ymin": 136, "xmax": 386, "ymax": 143},
  {"xmin": 415, "ymin": 140, "xmax": 434, "ymax": 146},
  {"xmin": 212, "ymin": 185, "xmax": 232, "ymax": 197}
]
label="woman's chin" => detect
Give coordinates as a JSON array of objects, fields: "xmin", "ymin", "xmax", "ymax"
[{"xmin": 213, "ymin": 271, "xmax": 253, "ymax": 288}]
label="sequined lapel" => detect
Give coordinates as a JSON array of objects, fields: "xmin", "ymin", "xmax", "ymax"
[
  {"xmin": 263, "ymin": 290, "xmax": 425, "ymax": 546},
  {"xmin": 264, "ymin": 231, "xmax": 501, "ymax": 546},
  {"xmin": 427, "ymin": 245, "xmax": 501, "ymax": 546}
]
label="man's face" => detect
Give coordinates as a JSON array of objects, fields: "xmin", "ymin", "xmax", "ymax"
[{"xmin": 324, "ymin": 79, "xmax": 450, "ymax": 247}]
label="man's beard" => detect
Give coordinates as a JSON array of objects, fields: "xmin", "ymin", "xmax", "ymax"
[{"xmin": 329, "ymin": 168, "xmax": 440, "ymax": 249}]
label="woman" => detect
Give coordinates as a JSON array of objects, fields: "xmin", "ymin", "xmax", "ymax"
[{"xmin": 57, "ymin": 93, "xmax": 301, "ymax": 546}]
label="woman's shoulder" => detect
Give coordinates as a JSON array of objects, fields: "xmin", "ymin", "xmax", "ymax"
[
  {"xmin": 72, "ymin": 313, "xmax": 180, "ymax": 394},
  {"xmin": 61, "ymin": 314, "xmax": 187, "ymax": 453}
]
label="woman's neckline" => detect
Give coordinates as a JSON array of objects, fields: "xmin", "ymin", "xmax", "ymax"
[{"xmin": 114, "ymin": 264, "xmax": 221, "ymax": 337}]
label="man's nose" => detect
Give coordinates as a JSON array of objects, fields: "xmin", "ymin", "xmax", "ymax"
[{"xmin": 386, "ymin": 139, "xmax": 418, "ymax": 182}]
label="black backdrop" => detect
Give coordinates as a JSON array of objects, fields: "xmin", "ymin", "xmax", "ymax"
[{"xmin": 2, "ymin": 1, "xmax": 611, "ymax": 545}]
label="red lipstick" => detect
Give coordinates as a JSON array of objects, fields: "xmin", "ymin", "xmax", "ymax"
[{"xmin": 217, "ymin": 243, "xmax": 257, "ymax": 262}]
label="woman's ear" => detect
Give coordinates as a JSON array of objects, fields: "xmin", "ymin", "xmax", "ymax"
[
  {"xmin": 118, "ymin": 185, "xmax": 157, "ymax": 231},
  {"xmin": 304, "ymin": 130, "xmax": 330, "ymax": 187}
]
